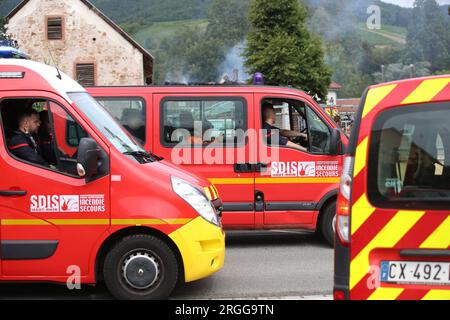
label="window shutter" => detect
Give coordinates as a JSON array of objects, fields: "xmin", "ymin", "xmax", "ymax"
[
  {"xmin": 47, "ymin": 17, "xmax": 63, "ymax": 40},
  {"xmin": 76, "ymin": 63, "xmax": 95, "ymax": 86}
]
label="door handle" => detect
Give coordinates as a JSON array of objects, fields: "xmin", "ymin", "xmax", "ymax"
[
  {"xmin": 234, "ymin": 163, "xmax": 268, "ymax": 173},
  {"xmin": 0, "ymin": 190, "xmax": 27, "ymax": 197},
  {"xmin": 234, "ymin": 163, "xmax": 254, "ymax": 173}
]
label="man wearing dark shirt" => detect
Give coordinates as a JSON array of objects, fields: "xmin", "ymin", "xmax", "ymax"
[
  {"xmin": 262, "ymin": 103, "xmax": 307, "ymax": 151},
  {"xmin": 8, "ymin": 108, "xmax": 49, "ymax": 167}
]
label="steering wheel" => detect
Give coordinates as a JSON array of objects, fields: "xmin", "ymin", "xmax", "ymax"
[{"xmin": 290, "ymin": 136, "xmax": 303, "ymax": 144}]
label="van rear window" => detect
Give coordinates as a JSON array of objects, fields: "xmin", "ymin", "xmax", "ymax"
[{"xmin": 368, "ymin": 102, "xmax": 450, "ymax": 210}]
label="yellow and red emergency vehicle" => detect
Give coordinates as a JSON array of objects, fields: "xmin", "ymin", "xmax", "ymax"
[
  {"xmin": 334, "ymin": 75, "xmax": 450, "ymax": 300},
  {"xmin": 0, "ymin": 58, "xmax": 225, "ymax": 299},
  {"xmin": 87, "ymin": 85, "xmax": 347, "ymax": 246}
]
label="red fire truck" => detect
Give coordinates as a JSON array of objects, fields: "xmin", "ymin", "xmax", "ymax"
[
  {"xmin": 87, "ymin": 85, "xmax": 348, "ymax": 245},
  {"xmin": 0, "ymin": 58, "xmax": 225, "ymax": 299}
]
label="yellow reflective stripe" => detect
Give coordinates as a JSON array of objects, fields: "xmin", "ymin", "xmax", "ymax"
[
  {"xmin": 256, "ymin": 177, "xmax": 339, "ymax": 184},
  {"xmin": 213, "ymin": 186, "xmax": 219, "ymax": 199},
  {"xmin": 48, "ymin": 219, "xmax": 109, "ymax": 225},
  {"xmin": 402, "ymin": 78, "xmax": 450, "ymax": 105},
  {"xmin": 421, "ymin": 290, "xmax": 450, "ymax": 300},
  {"xmin": 112, "ymin": 219, "xmax": 192, "ymax": 225},
  {"xmin": 351, "ymin": 193, "xmax": 376, "ymax": 235},
  {"xmin": 420, "ymin": 215, "xmax": 450, "ymax": 249},
  {"xmin": 209, "ymin": 178, "xmax": 254, "ymax": 185},
  {"xmin": 362, "ymin": 84, "xmax": 397, "ymax": 118},
  {"xmin": 350, "ymin": 211, "xmax": 425, "ymax": 290},
  {"xmin": 2, "ymin": 219, "xmax": 192, "ymax": 226},
  {"xmin": 209, "ymin": 177, "xmax": 339, "ymax": 185},
  {"xmin": 203, "ymin": 187, "xmax": 213, "ymax": 200},
  {"xmin": 2, "ymin": 219, "xmax": 51, "ymax": 226},
  {"xmin": 353, "ymin": 137, "xmax": 368, "ymax": 178},
  {"xmin": 367, "ymin": 288, "xmax": 404, "ymax": 300},
  {"xmin": 210, "ymin": 186, "xmax": 218, "ymax": 200}
]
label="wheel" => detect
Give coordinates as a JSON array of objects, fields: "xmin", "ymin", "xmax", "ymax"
[
  {"xmin": 320, "ymin": 201, "xmax": 336, "ymax": 247},
  {"xmin": 103, "ymin": 234, "xmax": 178, "ymax": 300}
]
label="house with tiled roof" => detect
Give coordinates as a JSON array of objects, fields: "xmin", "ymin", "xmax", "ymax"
[{"xmin": 6, "ymin": 0, "xmax": 153, "ymax": 85}]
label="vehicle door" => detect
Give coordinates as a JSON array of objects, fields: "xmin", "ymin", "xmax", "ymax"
[
  {"xmin": 0, "ymin": 92, "xmax": 110, "ymax": 278},
  {"xmin": 255, "ymin": 93, "xmax": 342, "ymax": 227}
]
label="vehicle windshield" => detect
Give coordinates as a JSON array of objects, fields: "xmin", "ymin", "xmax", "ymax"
[{"xmin": 68, "ymin": 92, "xmax": 146, "ymax": 154}]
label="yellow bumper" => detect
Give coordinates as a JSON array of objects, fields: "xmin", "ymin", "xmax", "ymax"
[{"xmin": 169, "ymin": 216, "xmax": 225, "ymax": 283}]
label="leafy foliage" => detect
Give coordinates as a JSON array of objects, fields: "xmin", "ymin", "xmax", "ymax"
[
  {"xmin": 244, "ymin": 0, "xmax": 331, "ymax": 100},
  {"xmin": 153, "ymin": 0, "xmax": 249, "ymax": 84},
  {"xmin": 0, "ymin": 15, "xmax": 17, "ymax": 46},
  {"xmin": 404, "ymin": 0, "xmax": 450, "ymax": 72}
]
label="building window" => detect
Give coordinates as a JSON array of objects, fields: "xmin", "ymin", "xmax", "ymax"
[
  {"xmin": 75, "ymin": 63, "xmax": 95, "ymax": 86},
  {"xmin": 47, "ymin": 17, "xmax": 63, "ymax": 40}
]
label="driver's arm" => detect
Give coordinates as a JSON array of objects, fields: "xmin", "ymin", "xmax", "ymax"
[
  {"xmin": 280, "ymin": 129, "xmax": 307, "ymax": 139},
  {"xmin": 286, "ymin": 140, "xmax": 307, "ymax": 151}
]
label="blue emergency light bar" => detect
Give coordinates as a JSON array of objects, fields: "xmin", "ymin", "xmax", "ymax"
[{"xmin": 0, "ymin": 46, "xmax": 30, "ymax": 59}]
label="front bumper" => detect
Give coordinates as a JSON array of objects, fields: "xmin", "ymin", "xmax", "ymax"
[{"xmin": 169, "ymin": 216, "xmax": 225, "ymax": 283}]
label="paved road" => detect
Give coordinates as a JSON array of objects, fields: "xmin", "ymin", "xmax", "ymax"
[{"xmin": 0, "ymin": 231, "xmax": 334, "ymax": 300}]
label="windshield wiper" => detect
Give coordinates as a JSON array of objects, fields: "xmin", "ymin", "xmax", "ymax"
[
  {"xmin": 148, "ymin": 152, "xmax": 163, "ymax": 161},
  {"xmin": 124, "ymin": 151, "xmax": 156, "ymax": 163}
]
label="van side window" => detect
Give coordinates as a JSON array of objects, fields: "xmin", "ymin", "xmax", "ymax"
[
  {"xmin": 0, "ymin": 98, "xmax": 90, "ymax": 178},
  {"xmin": 162, "ymin": 98, "xmax": 246, "ymax": 146},
  {"xmin": 261, "ymin": 98, "xmax": 309, "ymax": 151},
  {"xmin": 306, "ymin": 107, "xmax": 331, "ymax": 154},
  {"xmin": 368, "ymin": 102, "xmax": 450, "ymax": 209},
  {"xmin": 97, "ymin": 98, "xmax": 146, "ymax": 144}
]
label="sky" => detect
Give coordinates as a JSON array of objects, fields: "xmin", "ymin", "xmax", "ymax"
[{"xmin": 382, "ymin": 0, "xmax": 450, "ymax": 7}]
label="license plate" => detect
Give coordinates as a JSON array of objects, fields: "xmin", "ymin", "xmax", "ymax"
[{"xmin": 380, "ymin": 261, "xmax": 450, "ymax": 286}]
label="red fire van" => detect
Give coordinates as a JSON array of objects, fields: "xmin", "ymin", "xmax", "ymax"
[
  {"xmin": 334, "ymin": 75, "xmax": 450, "ymax": 300},
  {"xmin": 87, "ymin": 85, "xmax": 348, "ymax": 245},
  {"xmin": 0, "ymin": 59, "xmax": 225, "ymax": 300}
]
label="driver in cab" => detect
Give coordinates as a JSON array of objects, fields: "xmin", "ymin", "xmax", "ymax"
[
  {"xmin": 8, "ymin": 107, "xmax": 50, "ymax": 167},
  {"xmin": 262, "ymin": 102, "xmax": 307, "ymax": 151}
]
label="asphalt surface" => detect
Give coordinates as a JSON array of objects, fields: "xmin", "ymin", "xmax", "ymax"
[{"xmin": 0, "ymin": 231, "xmax": 334, "ymax": 300}]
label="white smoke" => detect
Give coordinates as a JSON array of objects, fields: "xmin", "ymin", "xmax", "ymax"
[{"xmin": 218, "ymin": 41, "xmax": 249, "ymax": 83}]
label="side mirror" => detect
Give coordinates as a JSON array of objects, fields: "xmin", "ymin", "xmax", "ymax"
[
  {"xmin": 330, "ymin": 128, "xmax": 342, "ymax": 155},
  {"xmin": 77, "ymin": 138, "xmax": 101, "ymax": 180}
]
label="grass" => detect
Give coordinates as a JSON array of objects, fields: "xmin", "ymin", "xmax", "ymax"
[
  {"xmin": 132, "ymin": 19, "xmax": 209, "ymax": 50},
  {"xmin": 356, "ymin": 23, "xmax": 407, "ymax": 47}
]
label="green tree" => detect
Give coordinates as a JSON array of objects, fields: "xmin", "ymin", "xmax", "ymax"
[
  {"xmin": 206, "ymin": 0, "xmax": 249, "ymax": 46},
  {"xmin": 372, "ymin": 62, "xmax": 431, "ymax": 83},
  {"xmin": 325, "ymin": 37, "xmax": 372, "ymax": 98},
  {"xmin": 244, "ymin": 0, "xmax": 331, "ymax": 100},
  {"xmin": 153, "ymin": 0, "xmax": 251, "ymax": 84},
  {"xmin": 153, "ymin": 27, "xmax": 224, "ymax": 84},
  {"xmin": 0, "ymin": 16, "xmax": 16, "ymax": 46},
  {"xmin": 405, "ymin": 0, "xmax": 450, "ymax": 72}
]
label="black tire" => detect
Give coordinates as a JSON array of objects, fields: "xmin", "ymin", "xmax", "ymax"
[
  {"xmin": 320, "ymin": 201, "xmax": 336, "ymax": 247},
  {"xmin": 103, "ymin": 234, "xmax": 178, "ymax": 300}
]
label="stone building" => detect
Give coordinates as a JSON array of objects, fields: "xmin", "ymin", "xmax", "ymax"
[{"xmin": 6, "ymin": 0, "xmax": 153, "ymax": 86}]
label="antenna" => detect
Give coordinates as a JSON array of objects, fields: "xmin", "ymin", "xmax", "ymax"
[{"xmin": 47, "ymin": 46, "xmax": 62, "ymax": 80}]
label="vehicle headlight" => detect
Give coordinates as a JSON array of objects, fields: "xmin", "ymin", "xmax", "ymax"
[{"xmin": 171, "ymin": 176, "xmax": 220, "ymax": 226}]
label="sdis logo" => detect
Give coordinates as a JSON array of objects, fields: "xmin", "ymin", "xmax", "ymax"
[
  {"xmin": 271, "ymin": 161, "xmax": 316, "ymax": 177},
  {"xmin": 30, "ymin": 195, "xmax": 79, "ymax": 213},
  {"xmin": 59, "ymin": 195, "xmax": 80, "ymax": 212},
  {"xmin": 30, "ymin": 195, "xmax": 103, "ymax": 213}
]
